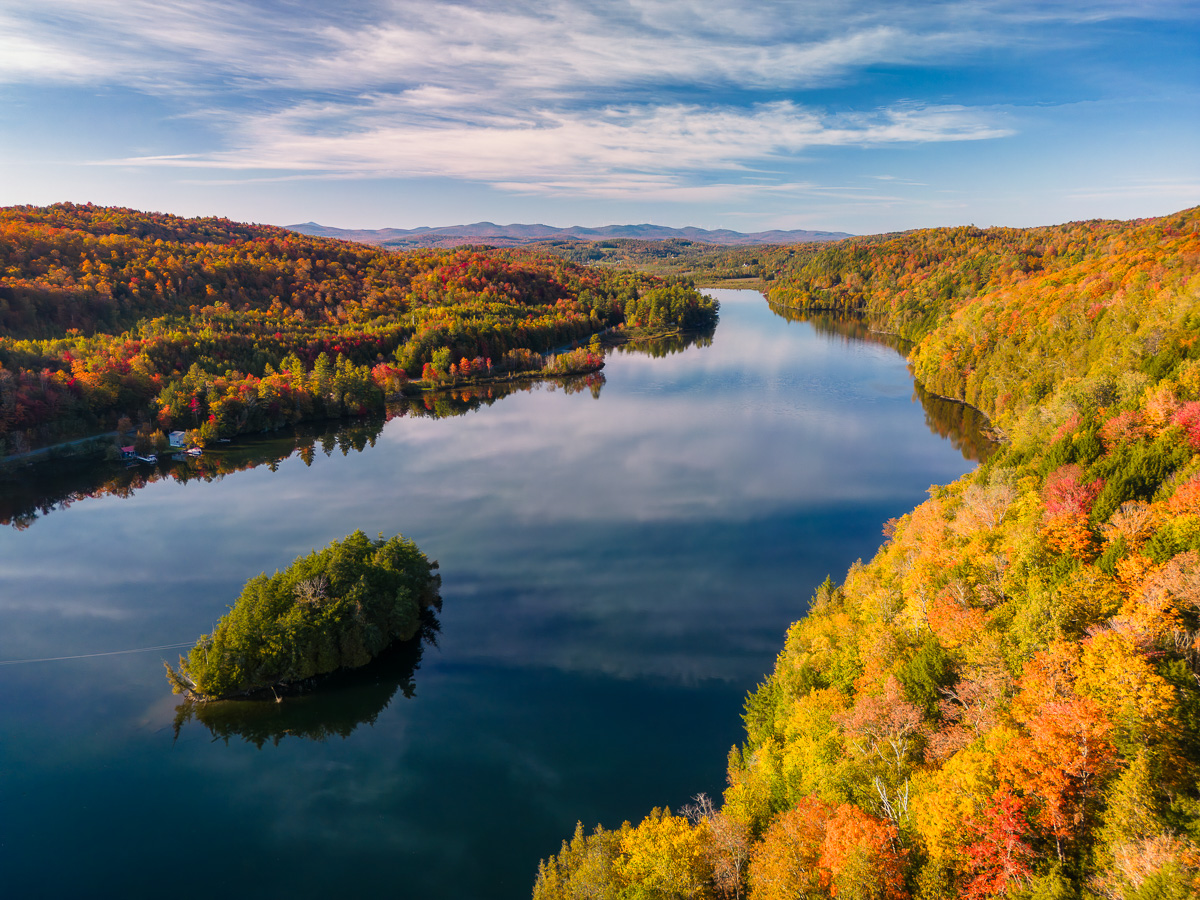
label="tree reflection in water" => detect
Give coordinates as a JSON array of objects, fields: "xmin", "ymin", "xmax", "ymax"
[
  {"xmin": 0, "ymin": 331, "xmax": 712, "ymax": 529},
  {"xmin": 172, "ymin": 613, "xmax": 439, "ymax": 748},
  {"xmin": 767, "ymin": 301, "xmax": 998, "ymax": 462},
  {"xmin": 1, "ymin": 312, "xmax": 985, "ymax": 531}
]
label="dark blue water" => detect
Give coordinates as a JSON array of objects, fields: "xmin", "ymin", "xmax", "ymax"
[{"xmin": 0, "ymin": 291, "xmax": 983, "ymax": 898}]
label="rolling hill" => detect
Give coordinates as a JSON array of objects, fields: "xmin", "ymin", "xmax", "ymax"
[{"xmin": 284, "ymin": 221, "xmax": 852, "ymax": 248}]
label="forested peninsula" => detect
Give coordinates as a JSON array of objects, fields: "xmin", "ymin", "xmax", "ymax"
[
  {"xmin": 0, "ymin": 204, "xmax": 715, "ymax": 457},
  {"xmin": 535, "ymin": 208, "xmax": 1200, "ymax": 900}
]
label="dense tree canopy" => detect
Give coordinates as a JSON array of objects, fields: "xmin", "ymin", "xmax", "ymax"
[
  {"xmin": 166, "ymin": 530, "xmax": 441, "ymax": 700},
  {"xmin": 0, "ymin": 203, "xmax": 717, "ymax": 456},
  {"xmin": 535, "ymin": 207, "xmax": 1200, "ymax": 900},
  {"xmin": 171, "ymin": 628, "xmax": 432, "ymax": 747},
  {"xmin": 3, "ymin": 329, "xmax": 722, "ymax": 530}
]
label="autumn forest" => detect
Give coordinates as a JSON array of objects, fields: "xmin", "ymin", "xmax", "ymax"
[
  {"xmin": 3, "ymin": 203, "xmax": 1199, "ymax": 899},
  {"xmin": 535, "ymin": 207, "xmax": 1200, "ymax": 900},
  {"xmin": 0, "ymin": 203, "xmax": 715, "ymax": 457}
]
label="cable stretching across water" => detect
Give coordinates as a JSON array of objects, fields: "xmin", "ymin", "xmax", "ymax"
[{"xmin": 0, "ymin": 641, "xmax": 194, "ymax": 666}]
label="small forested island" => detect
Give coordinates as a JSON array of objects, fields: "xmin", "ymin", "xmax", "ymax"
[
  {"xmin": 166, "ymin": 530, "xmax": 441, "ymax": 700},
  {"xmin": 172, "ymin": 627, "xmax": 433, "ymax": 747},
  {"xmin": 0, "ymin": 203, "xmax": 716, "ymax": 458},
  {"xmin": 535, "ymin": 208, "xmax": 1200, "ymax": 900}
]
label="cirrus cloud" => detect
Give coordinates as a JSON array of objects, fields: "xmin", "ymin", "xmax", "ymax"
[
  {"xmin": 102, "ymin": 99, "xmax": 1012, "ymax": 197},
  {"xmin": 2, "ymin": 1, "xmax": 1191, "ymax": 97},
  {"xmin": 1, "ymin": 0, "xmax": 1194, "ymax": 225}
]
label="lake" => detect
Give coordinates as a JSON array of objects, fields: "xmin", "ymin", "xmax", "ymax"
[{"xmin": 0, "ymin": 290, "xmax": 987, "ymax": 898}]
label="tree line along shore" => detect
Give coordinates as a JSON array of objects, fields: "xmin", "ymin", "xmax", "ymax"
[
  {"xmin": 0, "ymin": 203, "xmax": 717, "ymax": 458},
  {"xmin": 535, "ymin": 207, "xmax": 1200, "ymax": 900},
  {"xmin": 5, "ymin": 201, "xmax": 1200, "ymax": 898}
]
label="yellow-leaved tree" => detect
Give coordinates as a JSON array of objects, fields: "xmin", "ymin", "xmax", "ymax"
[{"xmin": 616, "ymin": 808, "xmax": 713, "ymax": 900}]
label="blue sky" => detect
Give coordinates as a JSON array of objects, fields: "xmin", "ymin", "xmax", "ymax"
[{"xmin": 1, "ymin": 1, "xmax": 1197, "ymax": 233}]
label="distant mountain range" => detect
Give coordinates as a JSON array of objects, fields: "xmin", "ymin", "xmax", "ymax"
[{"xmin": 284, "ymin": 221, "xmax": 852, "ymax": 248}]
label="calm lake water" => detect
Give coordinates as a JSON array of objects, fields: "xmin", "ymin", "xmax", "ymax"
[{"xmin": 0, "ymin": 290, "xmax": 987, "ymax": 898}]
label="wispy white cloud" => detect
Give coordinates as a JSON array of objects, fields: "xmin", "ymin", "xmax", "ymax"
[
  {"xmin": 0, "ymin": 2, "xmax": 288, "ymax": 89},
  {"xmin": 2, "ymin": 0, "xmax": 1189, "ymax": 221},
  {"xmin": 5, "ymin": 0, "xmax": 1183, "ymax": 96},
  {"xmin": 96, "ymin": 99, "xmax": 1011, "ymax": 197},
  {"xmin": 0, "ymin": 3, "xmax": 917, "ymax": 92},
  {"xmin": 296, "ymin": 15, "xmax": 948, "ymax": 97}
]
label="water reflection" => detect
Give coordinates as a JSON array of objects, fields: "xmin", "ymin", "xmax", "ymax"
[
  {"xmin": 766, "ymin": 301, "xmax": 997, "ymax": 462},
  {"xmin": 610, "ymin": 326, "xmax": 715, "ymax": 358},
  {"xmin": 408, "ymin": 371, "xmax": 605, "ymax": 418},
  {"xmin": 0, "ymin": 290, "xmax": 988, "ymax": 900},
  {"xmin": 0, "ymin": 417, "xmax": 382, "ymax": 529},
  {"xmin": 910, "ymin": 382, "xmax": 997, "ymax": 463},
  {"xmin": 0, "ymin": 375, "xmax": 609, "ymax": 529},
  {"xmin": 768, "ymin": 305, "xmax": 910, "ymax": 354},
  {"xmin": 172, "ymin": 615, "xmax": 437, "ymax": 748},
  {"xmin": 1, "ymin": 304, "xmax": 986, "ymax": 533}
]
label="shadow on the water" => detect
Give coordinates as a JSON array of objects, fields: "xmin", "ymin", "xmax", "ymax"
[
  {"xmin": 0, "ymin": 415, "xmax": 390, "ymax": 530},
  {"xmin": 767, "ymin": 302, "xmax": 910, "ymax": 353},
  {"xmin": 767, "ymin": 301, "xmax": 998, "ymax": 463},
  {"xmin": 405, "ymin": 371, "xmax": 606, "ymax": 418},
  {"xmin": 172, "ymin": 613, "xmax": 439, "ymax": 748},
  {"xmin": 0, "ymin": 374, "xmax": 614, "ymax": 529},
  {"xmin": 909, "ymin": 381, "xmax": 998, "ymax": 464},
  {"xmin": 610, "ymin": 326, "xmax": 715, "ymax": 358},
  {"xmin": 1, "ymin": 307, "xmax": 989, "ymax": 528},
  {"xmin": 0, "ymin": 327, "xmax": 695, "ymax": 529}
]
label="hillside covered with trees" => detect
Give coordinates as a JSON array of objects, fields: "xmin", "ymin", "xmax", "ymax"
[
  {"xmin": 0, "ymin": 204, "xmax": 715, "ymax": 456},
  {"xmin": 534, "ymin": 208, "xmax": 1200, "ymax": 900},
  {"xmin": 530, "ymin": 238, "xmax": 776, "ymax": 286}
]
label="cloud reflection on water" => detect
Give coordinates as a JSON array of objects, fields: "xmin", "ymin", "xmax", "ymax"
[
  {"xmin": 0, "ymin": 291, "xmax": 977, "ymax": 685},
  {"xmin": 0, "ymin": 289, "xmax": 987, "ymax": 900}
]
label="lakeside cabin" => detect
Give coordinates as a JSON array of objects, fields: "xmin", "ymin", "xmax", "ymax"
[{"xmin": 168, "ymin": 431, "xmax": 187, "ymax": 448}]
